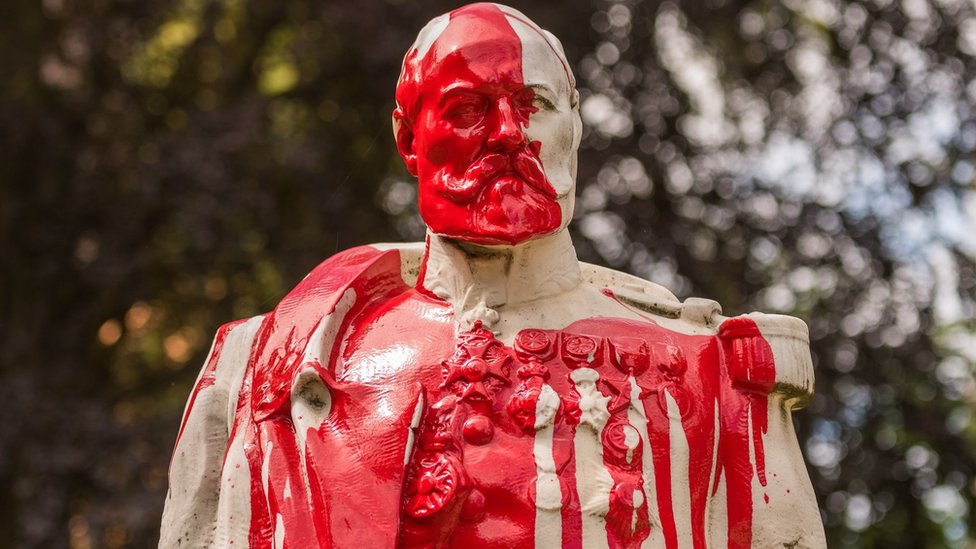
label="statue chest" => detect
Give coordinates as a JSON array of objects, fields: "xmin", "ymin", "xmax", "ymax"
[{"xmin": 334, "ymin": 290, "xmax": 775, "ymax": 549}]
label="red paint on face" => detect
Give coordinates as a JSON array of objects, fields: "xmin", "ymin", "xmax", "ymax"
[{"xmin": 396, "ymin": 4, "xmax": 562, "ymax": 245}]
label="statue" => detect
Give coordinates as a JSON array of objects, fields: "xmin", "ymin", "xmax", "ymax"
[{"xmin": 160, "ymin": 4, "xmax": 826, "ymax": 548}]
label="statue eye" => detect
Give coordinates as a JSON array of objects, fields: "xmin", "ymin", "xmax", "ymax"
[
  {"xmin": 531, "ymin": 94, "xmax": 555, "ymax": 112},
  {"xmin": 444, "ymin": 97, "xmax": 486, "ymax": 126},
  {"xmin": 513, "ymin": 88, "xmax": 544, "ymax": 116}
]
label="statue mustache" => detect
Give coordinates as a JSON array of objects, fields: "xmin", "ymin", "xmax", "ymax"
[{"xmin": 440, "ymin": 145, "xmax": 556, "ymax": 204}]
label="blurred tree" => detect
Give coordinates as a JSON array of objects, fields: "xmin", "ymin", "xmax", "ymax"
[
  {"xmin": 562, "ymin": 1, "xmax": 976, "ymax": 547},
  {"xmin": 0, "ymin": 0, "xmax": 973, "ymax": 547}
]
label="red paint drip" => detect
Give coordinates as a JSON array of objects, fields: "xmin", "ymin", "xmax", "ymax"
[
  {"xmin": 601, "ymin": 387, "xmax": 652, "ymax": 547},
  {"xmin": 716, "ymin": 317, "xmax": 776, "ymax": 548},
  {"xmin": 173, "ymin": 318, "xmax": 247, "ymax": 451},
  {"xmin": 224, "ymin": 246, "xmax": 423, "ymax": 546},
  {"xmin": 259, "ymin": 419, "xmax": 319, "ymax": 547},
  {"xmin": 550, "ymin": 316, "xmax": 777, "ymax": 549},
  {"xmin": 415, "ymin": 234, "xmax": 441, "ymax": 301},
  {"xmin": 198, "ymin": 244, "xmax": 780, "ymax": 546},
  {"xmin": 242, "ymin": 416, "xmax": 272, "ymax": 548},
  {"xmin": 235, "ymin": 314, "xmax": 274, "ymax": 549},
  {"xmin": 642, "ymin": 392, "xmax": 679, "ymax": 548},
  {"xmin": 552, "ymin": 381, "xmax": 583, "ymax": 548}
]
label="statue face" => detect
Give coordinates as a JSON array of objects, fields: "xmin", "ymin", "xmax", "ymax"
[{"xmin": 395, "ymin": 4, "xmax": 581, "ymax": 246}]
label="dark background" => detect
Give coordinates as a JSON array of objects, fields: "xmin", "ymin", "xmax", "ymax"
[{"xmin": 2, "ymin": 0, "xmax": 975, "ymax": 547}]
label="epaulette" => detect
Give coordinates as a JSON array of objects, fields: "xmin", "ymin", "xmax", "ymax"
[
  {"xmin": 249, "ymin": 245, "xmax": 409, "ymax": 421},
  {"xmin": 582, "ymin": 262, "xmax": 724, "ymax": 328},
  {"xmin": 580, "ymin": 260, "xmax": 814, "ymax": 405}
]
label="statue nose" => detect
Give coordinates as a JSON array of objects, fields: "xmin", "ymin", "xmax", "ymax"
[{"xmin": 487, "ymin": 97, "xmax": 526, "ymax": 153}]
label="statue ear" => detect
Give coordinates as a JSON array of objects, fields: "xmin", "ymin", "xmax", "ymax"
[{"xmin": 392, "ymin": 107, "xmax": 418, "ymax": 176}]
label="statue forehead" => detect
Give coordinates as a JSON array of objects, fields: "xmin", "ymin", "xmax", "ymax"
[{"xmin": 412, "ymin": 3, "xmax": 572, "ymax": 92}]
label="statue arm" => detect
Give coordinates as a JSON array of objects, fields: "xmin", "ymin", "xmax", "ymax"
[
  {"xmin": 159, "ymin": 316, "xmax": 264, "ymax": 549},
  {"xmin": 731, "ymin": 312, "xmax": 827, "ymax": 548}
]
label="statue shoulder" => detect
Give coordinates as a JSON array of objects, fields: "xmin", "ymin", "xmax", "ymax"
[
  {"xmin": 370, "ymin": 241, "xmax": 426, "ymax": 286},
  {"xmin": 747, "ymin": 312, "xmax": 815, "ymax": 405},
  {"xmin": 580, "ymin": 262, "xmax": 815, "ymax": 405},
  {"xmin": 717, "ymin": 311, "xmax": 815, "ymax": 407},
  {"xmin": 581, "ymin": 262, "xmax": 724, "ymax": 329},
  {"xmin": 249, "ymin": 243, "xmax": 416, "ymax": 420},
  {"xmin": 195, "ymin": 244, "xmax": 401, "ymax": 396}
]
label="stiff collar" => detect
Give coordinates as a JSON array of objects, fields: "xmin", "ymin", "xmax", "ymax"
[{"xmin": 418, "ymin": 230, "xmax": 583, "ymax": 328}]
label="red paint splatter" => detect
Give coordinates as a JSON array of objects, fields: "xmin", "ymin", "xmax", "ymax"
[
  {"xmin": 173, "ymin": 317, "xmax": 246, "ymax": 451},
  {"xmin": 414, "ymin": 234, "xmax": 439, "ymax": 302},
  {"xmin": 194, "ymin": 247, "xmax": 779, "ymax": 547},
  {"xmin": 553, "ymin": 384, "xmax": 583, "ymax": 548},
  {"xmin": 226, "ymin": 246, "xmax": 421, "ymax": 546},
  {"xmin": 532, "ymin": 317, "xmax": 776, "ymax": 549}
]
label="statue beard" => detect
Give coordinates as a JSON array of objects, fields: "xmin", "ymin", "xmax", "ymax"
[{"xmin": 432, "ymin": 143, "xmax": 562, "ymax": 244}]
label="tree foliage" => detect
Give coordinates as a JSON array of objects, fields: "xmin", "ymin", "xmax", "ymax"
[{"xmin": 1, "ymin": 0, "xmax": 974, "ymax": 547}]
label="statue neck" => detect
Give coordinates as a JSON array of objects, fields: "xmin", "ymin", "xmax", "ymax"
[{"xmin": 418, "ymin": 229, "xmax": 583, "ymax": 329}]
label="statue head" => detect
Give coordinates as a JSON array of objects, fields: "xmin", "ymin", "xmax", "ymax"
[{"xmin": 393, "ymin": 3, "xmax": 582, "ymax": 247}]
